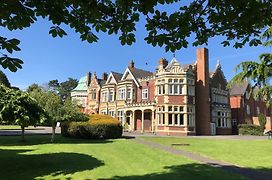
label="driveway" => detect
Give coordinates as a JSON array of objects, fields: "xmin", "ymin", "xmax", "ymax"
[{"xmin": 0, "ymin": 126, "xmax": 61, "ymax": 136}]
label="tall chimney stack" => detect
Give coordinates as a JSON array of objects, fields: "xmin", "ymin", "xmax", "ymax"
[
  {"xmin": 129, "ymin": 60, "xmax": 135, "ymax": 68},
  {"xmin": 195, "ymin": 48, "xmax": 211, "ymax": 135},
  {"xmin": 86, "ymin": 72, "xmax": 92, "ymax": 85},
  {"xmin": 102, "ymin": 72, "xmax": 108, "ymax": 81}
]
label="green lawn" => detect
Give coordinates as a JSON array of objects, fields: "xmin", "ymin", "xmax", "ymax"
[
  {"xmin": 141, "ymin": 137, "xmax": 272, "ymax": 172},
  {"xmin": 0, "ymin": 135, "xmax": 246, "ymax": 180}
]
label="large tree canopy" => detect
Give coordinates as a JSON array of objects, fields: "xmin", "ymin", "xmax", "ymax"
[
  {"xmin": 48, "ymin": 78, "xmax": 78, "ymax": 101},
  {"xmin": 1, "ymin": 0, "xmax": 272, "ymax": 71},
  {"xmin": 0, "ymin": 70, "xmax": 11, "ymax": 87},
  {"xmin": 229, "ymin": 29, "xmax": 272, "ymax": 105},
  {"xmin": 0, "ymin": 85, "xmax": 44, "ymax": 141}
]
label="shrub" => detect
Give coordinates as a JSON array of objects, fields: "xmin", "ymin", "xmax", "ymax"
[
  {"xmin": 238, "ymin": 124, "xmax": 263, "ymax": 136},
  {"xmin": 258, "ymin": 113, "xmax": 266, "ymax": 130},
  {"xmin": 61, "ymin": 114, "xmax": 122, "ymax": 139}
]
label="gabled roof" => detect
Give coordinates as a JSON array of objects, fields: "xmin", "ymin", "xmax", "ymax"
[
  {"xmin": 229, "ymin": 81, "xmax": 249, "ymax": 96},
  {"xmin": 121, "ymin": 67, "xmax": 153, "ymax": 87},
  {"xmin": 98, "ymin": 79, "xmax": 106, "ymax": 86},
  {"xmin": 128, "ymin": 67, "xmax": 153, "ymax": 79},
  {"xmin": 112, "ymin": 71, "xmax": 123, "ymax": 81},
  {"xmin": 105, "ymin": 71, "xmax": 123, "ymax": 84},
  {"xmin": 72, "ymin": 76, "xmax": 88, "ymax": 91}
]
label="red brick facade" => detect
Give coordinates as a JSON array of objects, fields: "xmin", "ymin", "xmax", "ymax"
[
  {"xmin": 230, "ymin": 83, "xmax": 272, "ymax": 132},
  {"xmin": 73, "ymin": 48, "xmax": 236, "ymax": 136}
]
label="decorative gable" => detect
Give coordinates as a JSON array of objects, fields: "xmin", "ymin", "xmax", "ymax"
[
  {"xmin": 121, "ymin": 68, "xmax": 140, "ymax": 87},
  {"xmin": 210, "ymin": 62, "xmax": 228, "ymax": 90},
  {"xmin": 105, "ymin": 73, "xmax": 118, "ymax": 84}
]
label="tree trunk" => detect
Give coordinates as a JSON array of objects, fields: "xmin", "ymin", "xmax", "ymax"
[
  {"xmin": 51, "ymin": 126, "xmax": 56, "ymax": 143},
  {"xmin": 21, "ymin": 126, "xmax": 25, "ymax": 142}
]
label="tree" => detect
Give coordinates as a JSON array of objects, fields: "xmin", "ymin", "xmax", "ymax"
[
  {"xmin": 26, "ymin": 83, "xmax": 42, "ymax": 93},
  {"xmin": 29, "ymin": 88, "xmax": 87, "ymax": 142},
  {"xmin": 0, "ymin": 70, "xmax": 11, "ymax": 87},
  {"xmin": 48, "ymin": 78, "xmax": 78, "ymax": 101},
  {"xmin": 30, "ymin": 89, "xmax": 62, "ymax": 142},
  {"xmin": 229, "ymin": 28, "xmax": 272, "ymax": 105},
  {"xmin": 0, "ymin": 85, "xmax": 44, "ymax": 141},
  {"xmin": 1, "ymin": 1, "xmax": 272, "ymax": 71}
]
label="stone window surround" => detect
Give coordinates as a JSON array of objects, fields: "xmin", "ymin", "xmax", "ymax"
[{"xmin": 157, "ymin": 105, "xmax": 195, "ymax": 127}]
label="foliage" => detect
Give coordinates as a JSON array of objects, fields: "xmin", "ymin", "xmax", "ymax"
[
  {"xmin": 238, "ymin": 124, "xmax": 263, "ymax": 136},
  {"xmin": 0, "ymin": 85, "xmax": 44, "ymax": 140},
  {"xmin": 48, "ymin": 78, "xmax": 78, "ymax": 101},
  {"xmin": 258, "ymin": 113, "xmax": 266, "ymax": 130},
  {"xmin": 29, "ymin": 88, "xmax": 87, "ymax": 142},
  {"xmin": 1, "ymin": 1, "xmax": 272, "ymax": 71},
  {"xmin": 89, "ymin": 114, "xmax": 121, "ymax": 125},
  {"xmin": 26, "ymin": 83, "xmax": 42, "ymax": 93},
  {"xmin": 0, "ymin": 70, "xmax": 11, "ymax": 87},
  {"xmin": 60, "ymin": 99, "xmax": 89, "ymax": 122},
  {"xmin": 62, "ymin": 114, "xmax": 122, "ymax": 139},
  {"xmin": 228, "ymin": 28, "xmax": 272, "ymax": 105}
]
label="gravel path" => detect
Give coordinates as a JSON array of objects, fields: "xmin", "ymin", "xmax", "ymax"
[{"xmin": 133, "ymin": 138, "xmax": 272, "ymax": 180}]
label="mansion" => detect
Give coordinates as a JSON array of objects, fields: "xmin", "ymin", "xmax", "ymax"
[{"xmin": 72, "ymin": 48, "xmax": 233, "ymax": 135}]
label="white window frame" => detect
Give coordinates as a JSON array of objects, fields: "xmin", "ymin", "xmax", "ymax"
[
  {"xmin": 119, "ymin": 88, "xmax": 126, "ymax": 100},
  {"xmin": 127, "ymin": 88, "xmax": 132, "ymax": 99},
  {"xmin": 109, "ymin": 90, "xmax": 114, "ymax": 102},
  {"xmin": 142, "ymin": 89, "xmax": 148, "ymax": 99}
]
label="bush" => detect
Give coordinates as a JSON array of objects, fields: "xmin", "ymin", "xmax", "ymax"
[
  {"xmin": 61, "ymin": 114, "xmax": 122, "ymax": 139},
  {"xmin": 238, "ymin": 124, "xmax": 264, "ymax": 136},
  {"xmin": 258, "ymin": 113, "xmax": 266, "ymax": 130}
]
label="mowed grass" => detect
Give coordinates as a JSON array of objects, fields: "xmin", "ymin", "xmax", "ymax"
[
  {"xmin": 0, "ymin": 135, "xmax": 246, "ymax": 180},
  {"xmin": 141, "ymin": 137, "xmax": 272, "ymax": 172}
]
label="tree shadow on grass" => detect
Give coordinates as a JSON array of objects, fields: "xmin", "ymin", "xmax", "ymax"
[
  {"xmin": 0, "ymin": 135, "xmax": 113, "ymax": 146},
  {"xmin": 103, "ymin": 163, "xmax": 272, "ymax": 180},
  {"xmin": 99, "ymin": 163, "xmax": 246, "ymax": 180},
  {"xmin": 0, "ymin": 148, "xmax": 104, "ymax": 180}
]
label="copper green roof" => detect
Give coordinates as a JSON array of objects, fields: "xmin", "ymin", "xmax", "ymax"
[{"xmin": 72, "ymin": 76, "xmax": 88, "ymax": 91}]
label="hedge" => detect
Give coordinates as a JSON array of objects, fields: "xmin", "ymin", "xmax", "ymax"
[
  {"xmin": 61, "ymin": 114, "xmax": 122, "ymax": 139},
  {"xmin": 238, "ymin": 124, "xmax": 263, "ymax": 136}
]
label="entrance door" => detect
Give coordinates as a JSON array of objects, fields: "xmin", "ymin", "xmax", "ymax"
[{"xmin": 210, "ymin": 123, "xmax": 216, "ymax": 135}]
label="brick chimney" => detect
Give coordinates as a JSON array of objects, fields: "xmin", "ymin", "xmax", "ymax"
[
  {"xmin": 158, "ymin": 58, "xmax": 168, "ymax": 68},
  {"xmin": 86, "ymin": 72, "xmax": 91, "ymax": 85},
  {"xmin": 129, "ymin": 60, "xmax": 135, "ymax": 68},
  {"xmin": 195, "ymin": 48, "xmax": 211, "ymax": 135},
  {"xmin": 102, "ymin": 72, "xmax": 108, "ymax": 81}
]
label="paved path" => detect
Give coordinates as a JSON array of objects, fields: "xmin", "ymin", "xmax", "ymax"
[
  {"xmin": 0, "ymin": 126, "xmax": 61, "ymax": 136},
  {"xmin": 133, "ymin": 138, "xmax": 272, "ymax": 180},
  {"xmin": 123, "ymin": 131, "xmax": 268, "ymax": 140}
]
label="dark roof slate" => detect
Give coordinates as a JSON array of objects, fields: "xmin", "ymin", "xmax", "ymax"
[
  {"xmin": 98, "ymin": 79, "xmax": 106, "ymax": 86},
  {"xmin": 129, "ymin": 67, "xmax": 153, "ymax": 79},
  {"xmin": 112, "ymin": 71, "xmax": 123, "ymax": 82},
  {"xmin": 229, "ymin": 81, "xmax": 249, "ymax": 96}
]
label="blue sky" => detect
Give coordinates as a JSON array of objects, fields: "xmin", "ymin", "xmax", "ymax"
[{"xmin": 1, "ymin": 18, "xmax": 270, "ymax": 90}]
